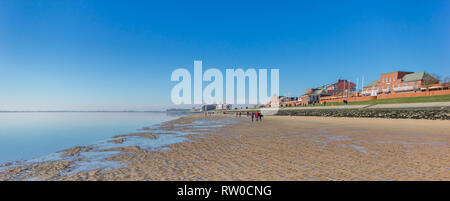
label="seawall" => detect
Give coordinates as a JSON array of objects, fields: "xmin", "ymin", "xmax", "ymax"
[{"xmin": 275, "ymin": 107, "xmax": 450, "ymax": 120}]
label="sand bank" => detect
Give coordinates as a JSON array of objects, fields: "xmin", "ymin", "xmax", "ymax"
[{"xmin": 0, "ymin": 114, "xmax": 449, "ymax": 181}]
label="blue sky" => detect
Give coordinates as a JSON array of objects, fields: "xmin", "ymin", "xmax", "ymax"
[{"xmin": 0, "ymin": 0, "xmax": 449, "ymax": 111}]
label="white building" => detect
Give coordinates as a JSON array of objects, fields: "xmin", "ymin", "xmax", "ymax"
[
  {"xmin": 270, "ymin": 95, "xmax": 281, "ymax": 108},
  {"xmin": 216, "ymin": 104, "xmax": 231, "ymax": 110}
]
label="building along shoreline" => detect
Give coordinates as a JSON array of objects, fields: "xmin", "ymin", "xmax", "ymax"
[{"xmin": 220, "ymin": 101, "xmax": 450, "ymax": 120}]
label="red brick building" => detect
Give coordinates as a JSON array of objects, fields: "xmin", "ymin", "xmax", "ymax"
[
  {"xmin": 325, "ymin": 79, "xmax": 356, "ymax": 96},
  {"xmin": 299, "ymin": 79, "xmax": 356, "ymax": 104},
  {"xmin": 363, "ymin": 71, "xmax": 439, "ymax": 96}
]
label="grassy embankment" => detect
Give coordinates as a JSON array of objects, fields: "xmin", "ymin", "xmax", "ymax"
[{"xmin": 286, "ymin": 94, "xmax": 450, "ymax": 107}]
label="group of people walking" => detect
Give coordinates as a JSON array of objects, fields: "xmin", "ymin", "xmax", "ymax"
[
  {"xmin": 215, "ymin": 111, "xmax": 264, "ymax": 122},
  {"xmin": 251, "ymin": 112, "xmax": 262, "ymax": 122},
  {"xmin": 236, "ymin": 111, "xmax": 262, "ymax": 122}
]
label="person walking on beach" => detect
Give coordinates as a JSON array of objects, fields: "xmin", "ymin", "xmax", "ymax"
[
  {"xmin": 259, "ymin": 113, "xmax": 263, "ymax": 121},
  {"xmin": 255, "ymin": 112, "xmax": 259, "ymax": 121},
  {"xmin": 251, "ymin": 112, "xmax": 254, "ymax": 122}
]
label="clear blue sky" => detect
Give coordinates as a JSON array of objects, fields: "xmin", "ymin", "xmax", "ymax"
[{"xmin": 1, "ymin": 0, "xmax": 449, "ymax": 111}]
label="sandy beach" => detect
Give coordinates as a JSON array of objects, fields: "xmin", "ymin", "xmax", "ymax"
[{"xmin": 0, "ymin": 114, "xmax": 449, "ymax": 181}]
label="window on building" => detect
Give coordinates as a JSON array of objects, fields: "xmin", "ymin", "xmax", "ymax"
[{"xmin": 393, "ymin": 77, "xmax": 396, "ymax": 81}]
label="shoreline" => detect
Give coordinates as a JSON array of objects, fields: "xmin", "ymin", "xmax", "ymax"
[
  {"xmin": 1, "ymin": 114, "xmax": 449, "ymax": 181},
  {"xmin": 222, "ymin": 102, "xmax": 450, "ymax": 120}
]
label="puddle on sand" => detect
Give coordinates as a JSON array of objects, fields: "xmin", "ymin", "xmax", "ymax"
[
  {"xmin": 349, "ymin": 145, "xmax": 367, "ymax": 154},
  {"xmin": 0, "ymin": 149, "xmax": 127, "ymax": 179},
  {"xmin": 183, "ymin": 119, "xmax": 237, "ymax": 128},
  {"xmin": 373, "ymin": 140, "xmax": 445, "ymax": 145},
  {"xmin": 58, "ymin": 151, "xmax": 126, "ymax": 176},
  {"xmin": 310, "ymin": 134, "xmax": 351, "ymax": 144},
  {"xmin": 324, "ymin": 135, "xmax": 350, "ymax": 141}
]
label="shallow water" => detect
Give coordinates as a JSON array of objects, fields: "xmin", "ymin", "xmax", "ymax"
[
  {"xmin": 0, "ymin": 112, "xmax": 182, "ymax": 163},
  {"xmin": 0, "ymin": 114, "xmax": 240, "ymax": 178}
]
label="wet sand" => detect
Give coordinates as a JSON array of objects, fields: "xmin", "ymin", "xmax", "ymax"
[{"xmin": 0, "ymin": 114, "xmax": 449, "ymax": 180}]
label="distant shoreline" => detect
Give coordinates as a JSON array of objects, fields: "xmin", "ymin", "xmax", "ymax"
[{"xmin": 0, "ymin": 111, "xmax": 167, "ymax": 113}]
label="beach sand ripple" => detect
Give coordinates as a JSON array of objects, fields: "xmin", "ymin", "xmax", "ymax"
[{"xmin": 0, "ymin": 114, "xmax": 449, "ymax": 181}]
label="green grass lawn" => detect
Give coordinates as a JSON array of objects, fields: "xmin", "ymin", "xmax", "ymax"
[{"xmin": 286, "ymin": 94, "xmax": 450, "ymax": 107}]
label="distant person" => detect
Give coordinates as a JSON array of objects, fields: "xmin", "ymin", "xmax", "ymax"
[
  {"xmin": 259, "ymin": 113, "xmax": 263, "ymax": 121},
  {"xmin": 255, "ymin": 112, "xmax": 259, "ymax": 121},
  {"xmin": 239, "ymin": 112, "xmax": 241, "ymax": 117},
  {"xmin": 251, "ymin": 112, "xmax": 255, "ymax": 122}
]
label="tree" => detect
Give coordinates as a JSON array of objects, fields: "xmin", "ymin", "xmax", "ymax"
[
  {"xmin": 441, "ymin": 76, "xmax": 450, "ymax": 84},
  {"xmin": 430, "ymin": 73, "xmax": 442, "ymax": 82}
]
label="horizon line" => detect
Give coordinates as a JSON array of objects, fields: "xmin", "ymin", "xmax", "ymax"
[{"xmin": 0, "ymin": 110, "xmax": 168, "ymax": 113}]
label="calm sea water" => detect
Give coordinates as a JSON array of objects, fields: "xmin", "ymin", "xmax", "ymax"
[{"xmin": 0, "ymin": 112, "xmax": 182, "ymax": 164}]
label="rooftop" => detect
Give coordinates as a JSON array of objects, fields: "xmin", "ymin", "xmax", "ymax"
[
  {"xmin": 364, "ymin": 80, "xmax": 379, "ymax": 88},
  {"xmin": 401, "ymin": 72, "xmax": 433, "ymax": 82},
  {"xmin": 302, "ymin": 88, "xmax": 329, "ymax": 96}
]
